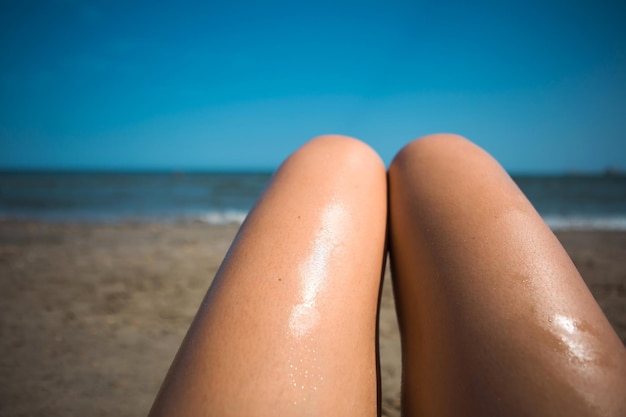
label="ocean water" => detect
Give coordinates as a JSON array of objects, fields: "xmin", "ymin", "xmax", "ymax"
[
  {"xmin": 0, "ymin": 171, "xmax": 625, "ymax": 230},
  {"xmin": 514, "ymin": 175, "xmax": 626, "ymax": 230},
  {"xmin": 0, "ymin": 171, "xmax": 271, "ymax": 224}
]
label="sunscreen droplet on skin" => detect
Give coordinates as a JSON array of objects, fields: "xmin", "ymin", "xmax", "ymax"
[
  {"xmin": 552, "ymin": 314, "xmax": 595, "ymax": 364},
  {"xmin": 289, "ymin": 303, "xmax": 320, "ymax": 338}
]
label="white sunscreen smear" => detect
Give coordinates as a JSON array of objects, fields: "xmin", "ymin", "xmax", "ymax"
[{"xmin": 289, "ymin": 202, "xmax": 346, "ymax": 338}]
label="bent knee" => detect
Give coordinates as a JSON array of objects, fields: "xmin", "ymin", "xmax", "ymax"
[
  {"xmin": 300, "ymin": 134, "xmax": 386, "ymax": 174},
  {"xmin": 390, "ymin": 133, "xmax": 495, "ymax": 175},
  {"xmin": 392, "ymin": 133, "xmax": 472, "ymax": 163}
]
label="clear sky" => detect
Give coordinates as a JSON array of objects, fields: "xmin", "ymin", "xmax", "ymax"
[{"xmin": 1, "ymin": 0, "xmax": 625, "ymax": 172}]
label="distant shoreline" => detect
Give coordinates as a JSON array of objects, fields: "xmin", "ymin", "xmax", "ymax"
[
  {"xmin": 3, "ymin": 215, "xmax": 626, "ymax": 231},
  {"xmin": 1, "ymin": 172, "xmax": 624, "ymax": 229}
]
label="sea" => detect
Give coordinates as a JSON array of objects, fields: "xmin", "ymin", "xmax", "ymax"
[{"xmin": 1, "ymin": 171, "xmax": 625, "ymax": 231}]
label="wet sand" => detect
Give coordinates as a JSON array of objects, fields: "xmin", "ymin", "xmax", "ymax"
[{"xmin": 0, "ymin": 221, "xmax": 624, "ymax": 416}]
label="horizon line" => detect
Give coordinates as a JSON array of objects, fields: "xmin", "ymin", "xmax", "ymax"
[{"xmin": 0, "ymin": 166, "xmax": 624, "ymax": 177}]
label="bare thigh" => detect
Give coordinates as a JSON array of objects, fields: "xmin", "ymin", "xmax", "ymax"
[
  {"xmin": 149, "ymin": 135, "xmax": 387, "ymax": 417},
  {"xmin": 388, "ymin": 134, "xmax": 626, "ymax": 417}
]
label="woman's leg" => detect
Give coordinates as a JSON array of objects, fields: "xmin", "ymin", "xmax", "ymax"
[
  {"xmin": 149, "ymin": 135, "xmax": 387, "ymax": 417},
  {"xmin": 388, "ymin": 134, "xmax": 626, "ymax": 417}
]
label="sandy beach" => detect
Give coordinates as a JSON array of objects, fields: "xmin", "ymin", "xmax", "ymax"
[{"xmin": 0, "ymin": 220, "xmax": 624, "ymax": 416}]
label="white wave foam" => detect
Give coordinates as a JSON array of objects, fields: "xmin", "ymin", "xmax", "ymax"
[
  {"xmin": 199, "ymin": 210, "xmax": 248, "ymax": 225},
  {"xmin": 197, "ymin": 212, "xmax": 626, "ymax": 230},
  {"xmin": 543, "ymin": 215, "xmax": 626, "ymax": 231}
]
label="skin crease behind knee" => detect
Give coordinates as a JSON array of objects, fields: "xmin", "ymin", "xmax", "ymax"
[{"xmin": 388, "ymin": 134, "xmax": 626, "ymax": 417}]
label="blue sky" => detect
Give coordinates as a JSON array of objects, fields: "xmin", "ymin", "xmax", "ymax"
[{"xmin": 1, "ymin": 0, "xmax": 625, "ymax": 172}]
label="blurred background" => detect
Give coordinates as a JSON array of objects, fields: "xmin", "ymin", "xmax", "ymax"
[{"xmin": 1, "ymin": 0, "xmax": 625, "ymax": 226}]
